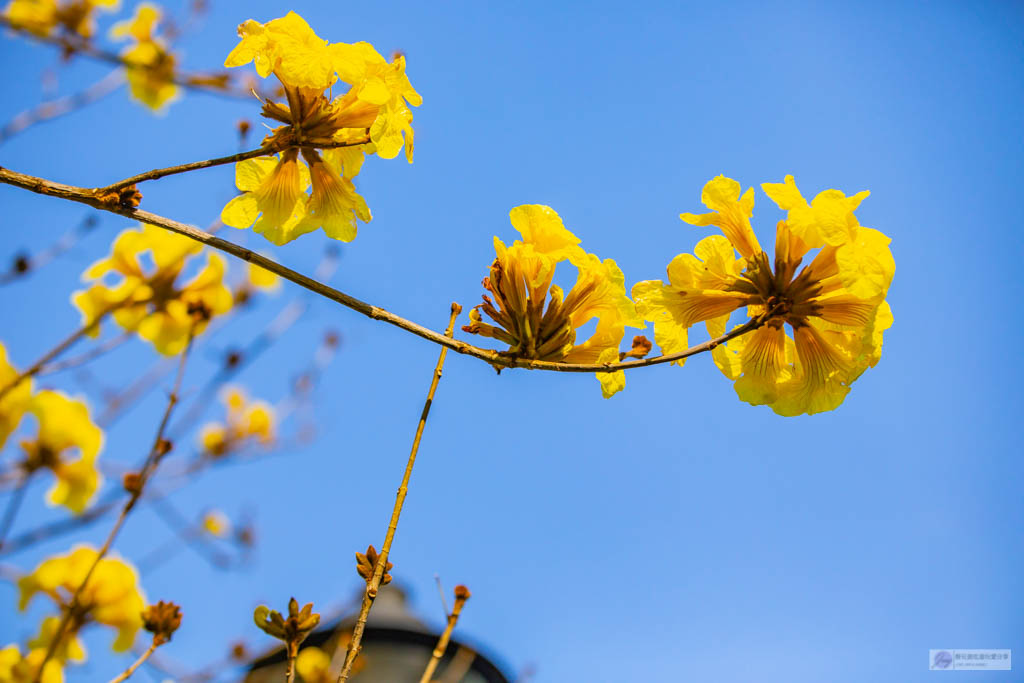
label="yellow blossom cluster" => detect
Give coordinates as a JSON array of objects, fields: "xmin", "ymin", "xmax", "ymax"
[
  {"xmin": 1, "ymin": 344, "xmax": 105, "ymax": 515},
  {"xmin": 7, "ymin": 546, "xmax": 146, "ymax": 680},
  {"xmin": 109, "ymin": 2, "xmax": 178, "ymax": 111},
  {"xmin": 73, "ymin": 223, "xmax": 233, "ymax": 356},
  {"xmin": 3, "ymin": 0, "xmax": 117, "ymax": 40},
  {"xmin": 199, "ymin": 386, "xmax": 275, "ymax": 457},
  {"xmin": 220, "ymin": 11, "xmax": 421, "ymax": 245},
  {"xmin": 633, "ymin": 175, "xmax": 894, "ymax": 415},
  {"xmin": 463, "ymin": 205, "xmax": 645, "ymax": 398}
]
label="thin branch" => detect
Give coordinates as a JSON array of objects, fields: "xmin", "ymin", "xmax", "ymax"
[
  {"xmin": 95, "ymin": 137, "xmax": 370, "ymax": 194},
  {"xmin": 336, "ymin": 304, "xmax": 461, "ymax": 682},
  {"xmin": 33, "ymin": 329, "xmax": 196, "ymax": 682},
  {"xmin": 0, "ymin": 16, "xmax": 254, "ymax": 100},
  {"xmin": 419, "ymin": 586, "xmax": 471, "ymax": 683},
  {"xmin": 0, "ymin": 70, "xmax": 124, "ymax": 144},
  {"xmin": 108, "ymin": 641, "xmax": 159, "ymax": 683},
  {"xmin": 0, "ymin": 475, "xmax": 30, "ymax": 550},
  {"xmin": 0, "ymin": 494, "xmax": 119, "ymax": 557},
  {"xmin": 0, "ymin": 214, "xmax": 98, "ymax": 286},
  {"xmin": 0, "ymin": 165, "xmax": 767, "ymax": 374},
  {"xmin": 0, "ymin": 304, "xmax": 117, "ymax": 402},
  {"xmin": 38, "ymin": 330, "xmax": 132, "ymax": 375}
]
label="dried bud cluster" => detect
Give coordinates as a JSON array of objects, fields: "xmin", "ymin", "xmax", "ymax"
[{"xmin": 142, "ymin": 600, "xmax": 183, "ymax": 644}]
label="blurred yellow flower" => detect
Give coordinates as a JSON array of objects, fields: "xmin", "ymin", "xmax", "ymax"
[
  {"xmin": 296, "ymin": 645, "xmax": 332, "ymax": 683},
  {"xmin": 0, "ymin": 641, "xmax": 65, "ymax": 683},
  {"xmin": 73, "ymin": 224, "xmax": 233, "ymax": 355},
  {"xmin": 201, "ymin": 510, "xmax": 230, "ymax": 538},
  {"xmin": 110, "ymin": 3, "xmax": 179, "ymax": 111},
  {"xmin": 17, "ymin": 545, "xmax": 146, "ymax": 653},
  {"xmin": 463, "ymin": 205, "xmax": 644, "ymax": 398},
  {"xmin": 18, "ymin": 390, "xmax": 103, "ymax": 514},
  {"xmin": 0, "ymin": 342, "xmax": 32, "ymax": 449},
  {"xmin": 633, "ymin": 175, "xmax": 894, "ymax": 416},
  {"xmin": 3, "ymin": 0, "xmax": 117, "ymax": 39},
  {"xmin": 221, "ymin": 12, "xmax": 421, "ymax": 244},
  {"xmin": 199, "ymin": 387, "xmax": 275, "ymax": 457}
]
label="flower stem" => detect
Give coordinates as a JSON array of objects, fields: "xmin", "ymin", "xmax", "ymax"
[
  {"xmin": 32, "ymin": 329, "xmax": 196, "ymax": 683},
  {"xmin": 335, "ymin": 304, "xmax": 461, "ymax": 682},
  {"xmin": 108, "ymin": 641, "xmax": 159, "ymax": 683}
]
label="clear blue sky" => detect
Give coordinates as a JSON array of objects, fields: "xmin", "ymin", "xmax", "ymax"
[{"xmin": 1, "ymin": 1, "xmax": 1022, "ymax": 681}]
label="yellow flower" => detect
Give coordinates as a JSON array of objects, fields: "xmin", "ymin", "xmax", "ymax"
[
  {"xmin": 0, "ymin": 342, "xmax": 32, "ymax": 449},
  {"xmin": 109, "ymin": 3, "xmax": 179, "ymax": 111},
  {"xmin": 221, "ymin": 13, "xmax": 421, "ymax": 244},
  {"xmin": 199, "ymin": 387, "xmax": 275, "ymax": 457},
  {"xmin": 17, "ymin": 545, "xmax": 146, "ymax": 653},
  {"xmin": 73, "ymin": 224, "xmax": 233, "ymax": 355},
  {"xmin": 201, "ymin": 510, "xmax": 230, "ymax": 538},
  {"xmin": 0, "ymin": 642, "xmax": 66, "ymax": 683},
  {"xmin": 3, "ymin": 0, "xmax": 117, "ymax": 39},
  {"xmin": 222, "ymin": 149, "xmax": 370, "ymax": 245},
  {"xmin": 221, "ymin": 152, "xmax": 315, "ymax": 245},
  {"xmin": 463, "ymin": 205, "xmax": 644, "ymax": 397},
  {"xmin": 296, "ymin": 645, "xmax": 332, "ymax": 683},
  {"xmin": 19, "ymin": 391, "xmax": 103, "ymax": 515},
  {"xmin": 634, "ymin": 175, "xmax": 893, "ymax": 416}
]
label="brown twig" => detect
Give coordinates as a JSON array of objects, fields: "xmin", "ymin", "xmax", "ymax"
[
  {"xmin": 32, "ymin": 328, "xmax": 196, "ymax": 682},
  {"xmin": 0, "ymin": 70, "xmax": 124, "ymax": 144},
  {"xmin": 108, "ymin": 641, "xmax": 159, "ymax": 683},
  {"xmin": 419, "ymin": 585, "xmax": 471, "ymax": 683},
  {"xmin": 0, "ymin": 165, "xmax": 767, "ymax": 374},
  {"xmin": 335, "ymin": 304, "xmax": 461, "ymax": 682},
  {"xmin": 94, "ymin": 137, "xmax": 370, "ymax": 194}
]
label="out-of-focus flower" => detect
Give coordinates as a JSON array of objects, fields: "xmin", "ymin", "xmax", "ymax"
[
  {"xmin": 0, "ymin": 342, "xmax": 32, "ymax": 449},
  {"xmin": 3, "ymin": 0, "xmax": 117, "ymax": 40},
  {"xmin": 633, "ymin": 175, "xmax": 894, "ymax": 416},
  {"xmin": 221, "ymin": 12, "xmax": 421, "ymax": 244},
  {"xmin": 201, "ymin": 509, "xmax": 230, "ymax": 537},
  {"xmin": 296, "ymin": 645, "xmax": 332, "ymax": 683},
  {"xmin": 109, "ymin": 3, "xmax": 179, "ymax": 111},
  {"xmin": 463, "ymin": 205, "xmax": 645, "ymax": 398},
  {"xmin": 0, "ymin": 641, "xmax": 66, "ymax": 683},
  {"xmin": 199, "ymin": 387, "xmax": 275, "ymax": 457},
  {"xmin": 18, "ymin": 390, "xmax": 103, "ymax": 514},
  {"xmin": 73, "ymin": 224, "xmax": 233, "ymax": 355},
  {"xmin": 17, "ymin": 545, "xmax": 146, "ymax": 653}
]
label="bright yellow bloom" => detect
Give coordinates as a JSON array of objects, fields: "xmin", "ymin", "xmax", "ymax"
[
  {"xmin": 463, "ymin": 205, "xmax": 644, "ymax": 398},
  {"xmin": 3, "ymin": 0, "xmax": 117, "ymax": 39},
  {"xmin": 0, "ymin": 342, "xmax": 32, "ymax": 449},
  {"xmin": 0, "ymin": 641, "xmax": 66, "ymax": 683},
  {"xmin": 199, "ymin": 387, "xmax": 275, "ymax": 457},
  {"xmin": 73, "ymin": 224, "xmax": 233, "ymax": 355},
  {"xmin": 19, "ymin": 391, "xmax": 103, "ymax": 514},
  {"xmin": 17, "ymin": 545, "xmax": 146, "ymax": 653},
  {"xmin": 680, "ymin": 175, "xmax": 761, "ymax": 258},
  {"xmin": 221, "ymin": 149, "xmax": 370, "ymax": 244},
  {"xmin": 633, "ymin": 175, "xmax": 894, "ymax": 416},
  {"xmin": 109, "ymin": 3, "xmax": 178, "ymax": 111},
  {"xmin": 221, "ymin": 12, "xmax": 420, "ymax": 244},
  {"xmin": 296, "ymin": 645, "xmax": 332, "ymax": 683}
]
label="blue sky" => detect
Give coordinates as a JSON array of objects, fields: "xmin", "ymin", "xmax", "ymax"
[{"xmin": 1, "ymin": 1, "xmax": 1022, "ymax": 681}]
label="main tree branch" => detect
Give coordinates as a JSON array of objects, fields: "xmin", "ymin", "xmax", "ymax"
[{"xmin": 0, "ymin": 165, "xmax": 766, "ymax": 373}]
